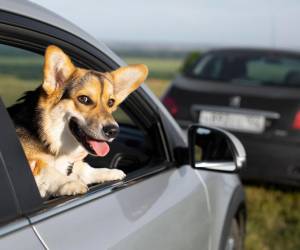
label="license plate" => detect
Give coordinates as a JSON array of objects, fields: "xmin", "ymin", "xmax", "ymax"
[{"xmin": 199, "ymin": 111, "xmax": 265, "ymax": 133}]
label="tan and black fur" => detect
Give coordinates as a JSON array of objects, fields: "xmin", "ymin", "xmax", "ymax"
[{"xmin": 8, "ymin": 45, "xmax": 148, "ymax": 198}]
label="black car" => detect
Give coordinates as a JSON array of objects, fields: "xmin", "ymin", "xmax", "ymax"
[{"xmin": 162, "ymin": 48, "xmax": 300, "ymax": 187}]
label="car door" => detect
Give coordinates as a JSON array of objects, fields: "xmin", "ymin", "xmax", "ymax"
[
  {"xmin": 30, "ymin": 166, "xmax": 210, "ymax": 250},
  {"xmin": 0, "ymin": 14, "xmax": 211, "ymax": 250}
]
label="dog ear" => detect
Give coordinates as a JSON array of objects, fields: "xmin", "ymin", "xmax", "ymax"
[
  {"xmin": 111, "ymin": 64, "xmax": 148, "ymax": 105},
  {"xmin": 43, "ymin": 45, "xmax": 75, "ymax": 95}
]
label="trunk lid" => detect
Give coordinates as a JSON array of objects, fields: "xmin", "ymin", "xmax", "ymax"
[{"xmin": 165, "ymin": 75, "xmax": 300, "ymax": 136}]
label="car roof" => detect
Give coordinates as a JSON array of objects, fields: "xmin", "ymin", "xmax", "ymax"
[
  {"xmin": 0, "ymin": 0, "xmax": 124, "ymax": 66},
  {"xmin": 206, "ymin": 47, "xmax": 300, "ymax": 58}
]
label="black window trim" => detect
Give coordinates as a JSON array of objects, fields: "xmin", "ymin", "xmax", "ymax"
[
  {"xmin": 0, "ymin": 98, "xmax": 42, "ymax": 228},
  {"xmin": 0, "ymin": 10, "xmax": 174, "ymax": 222},
  {"xmin": 0, "ymin": 10, "xmax": 116, "ymax": 71}
]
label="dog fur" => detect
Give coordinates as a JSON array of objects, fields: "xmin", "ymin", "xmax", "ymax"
[{"xmin": 8, "ymin": 45, "xmax": 148, "ymax": 198}]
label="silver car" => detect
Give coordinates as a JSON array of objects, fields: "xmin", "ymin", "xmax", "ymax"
[{"xmin": 0, "ymin": 1, "xmax": 246, "ymax": 250}]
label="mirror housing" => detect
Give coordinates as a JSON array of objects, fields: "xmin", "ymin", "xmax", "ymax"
[{"xmin": 188, "ymin": 125, "xmax": 246, "ymax": 172}]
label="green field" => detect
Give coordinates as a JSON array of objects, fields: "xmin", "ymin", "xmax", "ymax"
[
  {"xmin": 0, "ymin": 50, "xmax": 43, "ymax": 106},
  {"xmin": 125, "ymin": 57, "xmax": 182, "ymax": 80},
  {"xmin": 0, "ymin": 48, "xmax": 299, "ymax": 250}
]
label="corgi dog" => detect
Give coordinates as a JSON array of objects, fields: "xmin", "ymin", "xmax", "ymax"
[{"xmin": 8, "ymin": 45, "xmax": 148, "ymax": 198}]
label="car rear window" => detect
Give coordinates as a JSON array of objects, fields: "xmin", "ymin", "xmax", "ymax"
[{"xmin": 190, "ymin": 52, "xmax": 300, "ymax": 87}]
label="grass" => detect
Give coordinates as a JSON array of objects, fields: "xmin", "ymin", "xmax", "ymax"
[
  {"xmin": 245, "ymin": 186, "xmax": 300, "ymax": 250},
  {"xmin": 0, "ymin": 49, "xmax": 299, "ymax": 250},
  {"xmin": 0, "ymin": 48, "xmax": 42, "ymax": 106},
  {"xmin": 0, "ymin": 75, "xmax": 39, "ymax": 106}
]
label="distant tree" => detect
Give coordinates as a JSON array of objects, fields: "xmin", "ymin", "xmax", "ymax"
[{"xmin": 181, "ymin": 51, "xmax": 201, "ymax": 75}]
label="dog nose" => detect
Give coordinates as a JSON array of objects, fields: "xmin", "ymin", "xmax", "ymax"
[{"xmin": 102, "ymin": 125, "xmax": 119, "ymax": 139}]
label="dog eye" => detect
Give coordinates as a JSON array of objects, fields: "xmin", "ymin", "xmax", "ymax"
[
  {"xmin": 77, "ymin": 95, "xmax": 92, "ymax": 105},
  {"xmin": 107, "ymin": 98, "xmax": 115, "ymax": 107}
]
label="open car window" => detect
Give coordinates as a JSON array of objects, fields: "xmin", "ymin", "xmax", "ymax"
[{"xmin": 0, "ymin": 43, "xmax": 167, "ymax": 203}]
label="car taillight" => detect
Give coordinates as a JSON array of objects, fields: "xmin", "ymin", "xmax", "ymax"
[
  {"xmin": 162, "ymin": 96, "xmax": 178, "ymax": 116},
  {"xmin": 292, "ymin": 111, "xmax": 300, "ymax": 129}
]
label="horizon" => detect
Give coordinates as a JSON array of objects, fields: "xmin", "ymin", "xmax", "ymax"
[{"xmin": 30, "ymin": 0, "xmax": 300, "ymax": 51}]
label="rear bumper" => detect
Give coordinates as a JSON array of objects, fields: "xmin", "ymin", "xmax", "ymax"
[{"xmin": 237, "ymin": 134, "xmax": 300, "ymax": 187}]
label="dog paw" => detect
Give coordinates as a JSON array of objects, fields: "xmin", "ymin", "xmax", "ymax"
[
  {"xmin": 92, "ymin": 169, "xmax": 126, "ymax": 183},
  {"xmin": 106, "ymin": 169, "xmax": 126, "ymax": 181},
  {"xmin": 57, "ymin": 180, "xmax": 88, "ymax": 196},
  {"xmin": 37, "ymin": 188, "xmax": 47, "ymax": 198}
]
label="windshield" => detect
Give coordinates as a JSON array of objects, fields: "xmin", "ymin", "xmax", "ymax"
[{"xmin": 190, "ymin": 52, "xmax": 300, "ymax": 87}]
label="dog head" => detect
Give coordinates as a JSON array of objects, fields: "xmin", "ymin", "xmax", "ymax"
[{"xmin": 41, "ymin": 45, "xmax": 148, "ymax": 156}]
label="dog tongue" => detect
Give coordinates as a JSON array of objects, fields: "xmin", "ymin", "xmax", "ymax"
[{"xmin": 88, "ymin": 140, "xmax": 110, "ymax": 157}]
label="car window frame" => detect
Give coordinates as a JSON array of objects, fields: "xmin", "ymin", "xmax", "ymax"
[{"xmin": 0, "ymin": 10, "xmax": 174, "ymax": 217}]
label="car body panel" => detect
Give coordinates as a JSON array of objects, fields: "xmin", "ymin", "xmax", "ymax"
[
  {"xmin": 30, "ymin": 166, "xmax": 211, "ymax": 250},
  {"xmin": 0, "ymin": 219, "xmax": 44, "ymax": 250},
  {"xmin": 199, "ymin": 171, "xmax": 244, "ymax": 250}
]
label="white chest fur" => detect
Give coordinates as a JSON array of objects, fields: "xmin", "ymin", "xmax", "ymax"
[{"xmin": 54, "ymin": 146, "xmax": 87, "ymax": 175}]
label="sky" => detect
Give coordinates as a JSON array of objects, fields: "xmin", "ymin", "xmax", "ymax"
[{"xmin": 31, "ymin": 0, "xmax": 300, "ymax": 50}]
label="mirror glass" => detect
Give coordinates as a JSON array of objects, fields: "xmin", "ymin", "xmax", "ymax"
[{"xmin": 194, "ymin": 127, "xmax": 234, "ymax": 162}]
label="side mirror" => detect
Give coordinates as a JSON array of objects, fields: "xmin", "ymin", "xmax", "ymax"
[{"xmin": 188, "ymin": 125, "xmax": 246, "ymax": 172}]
